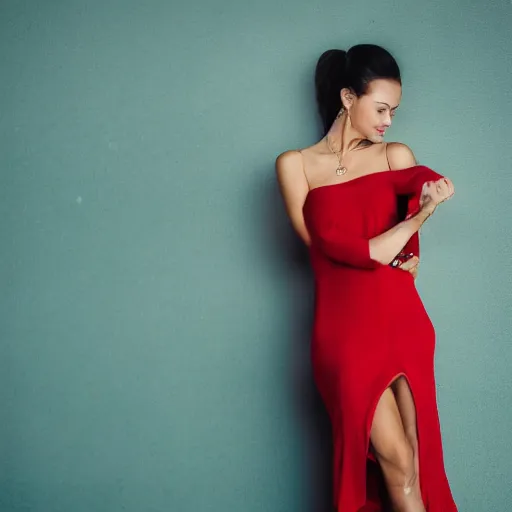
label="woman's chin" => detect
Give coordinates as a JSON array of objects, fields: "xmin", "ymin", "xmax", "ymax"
[{"xmin": 366, "ymin": 133, "xmax": 385, "ymax": 144}]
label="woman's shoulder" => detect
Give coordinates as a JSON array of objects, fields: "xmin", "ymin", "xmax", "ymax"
[
  {"xmin": 278, "ymin": 138, "xmax": 325, "ymax": 159},
  {"xmin": 275, "ymin": 140, "xmax": 324, "ymax": 173},
  {"xmin": 275, "ymin": 149, "xmax": 302, "ymax": 177},
  {"xmin": 385, "ymin": 142, "xmax": 417, "ymax": 170},
  {"xmin": 275, "ymin": 147, "xmax": 309, "ymax": 187}
]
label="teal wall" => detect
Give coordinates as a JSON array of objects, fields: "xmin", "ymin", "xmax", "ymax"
[{"xmin": 1, "ymin": 1, "xmax": 511, "ymax": 511}]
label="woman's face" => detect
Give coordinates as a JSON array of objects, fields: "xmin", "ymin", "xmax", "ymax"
[{"xmin": 342, "ymin": 79, "xmax": 402, "ymax": 143}]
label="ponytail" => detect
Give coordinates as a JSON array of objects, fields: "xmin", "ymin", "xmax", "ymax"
[{"xmin": 315, "ymin": 49, "xmax": 347, "ymax": 136}]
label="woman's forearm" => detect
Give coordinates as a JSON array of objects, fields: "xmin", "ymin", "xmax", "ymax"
[{"xmin": 369, "ymin": 209, "xmax": 432, "ymax": 265}]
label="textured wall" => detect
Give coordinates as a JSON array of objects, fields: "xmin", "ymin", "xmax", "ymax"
[{"xmin": 1, "ymin": 0, "xmax": 511, "ymax": 511}]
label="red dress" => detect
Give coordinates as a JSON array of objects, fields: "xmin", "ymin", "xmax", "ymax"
[{"xmin": 302, "ymin": 165, "xmax": 458, "ymax": 511}]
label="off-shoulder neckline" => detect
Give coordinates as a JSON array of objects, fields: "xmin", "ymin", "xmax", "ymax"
[
  {"xmin": 305, "ymin": 164, "xmax": 428, "ymax": 195},
  {"xmin": 307, "ymin": 169, "xmax": 394, "ymax": 195}
]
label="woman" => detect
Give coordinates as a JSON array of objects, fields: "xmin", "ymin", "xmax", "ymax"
[{"xmin": 276, "ymin": 45, "xmax": 458, "ymax": 512}]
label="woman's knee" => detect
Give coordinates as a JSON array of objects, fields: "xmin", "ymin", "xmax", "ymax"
[
  {"xmin": 370, "ymin": 386, "xmax": 418, "ymax": 484},
  {"xmin": 376, "ymin": 436, "xmax": 415, "ymax": 479}
]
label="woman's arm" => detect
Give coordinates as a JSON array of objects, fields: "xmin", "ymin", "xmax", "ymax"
[
  {"xmin": 386, "ymin": 142, "xmax": 422, "ymax": 269},
  {"xmin": 275, "ymin": 150, "xmax": 311, "ymax": 246},
  {"xmin": 369, "ymin": 212, "xmax": 431, "ymax": 265},
  {"xmin": 276, "ymin": 150, "xmax": 385, "ymax": 268},
  {"xmin": 304, "ymin": 143, "xmax": 436, "ymax": 268},
  {"xmin": 303, "ymin": 203, "xmax": 431, "ymax": 268},
  {"xmin": 276, "ymin": 145, "xmax": 449, "ymax": 269},
  {"xmin": 276, "ymin": 148, "xmax": 431, "ymax": 268}
]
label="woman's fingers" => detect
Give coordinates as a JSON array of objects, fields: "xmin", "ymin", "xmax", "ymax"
[
  {"xmin": 419, "ymin": 177, "xmax": 454, "ymax": 213},
  {"xmin": 446, "ymin": 178, "xmax": 455, "ymax": 198},
  {"xmin": 398, "ymin": 256, "xmax": 419, "ymax": 272},
  {"xmin": 433, "ymin": 178, "xmax": 454, "ymax": 203}
]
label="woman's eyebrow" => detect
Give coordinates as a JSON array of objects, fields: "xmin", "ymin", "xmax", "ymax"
[{"xmin": 375, "ymin": 101, "xmax": 399, "ymax": 109}]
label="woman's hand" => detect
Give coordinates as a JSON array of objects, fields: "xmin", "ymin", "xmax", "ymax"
[
  {"xmin": 398, "ymin": 255, "xmax": 420, "ymax": 280},
  {"xmin": 419, "ymin": 178, "xmax": 455, "ymax": 216},
  {"xmin": 390, "ymin": 252, "xmax": 420, "ymax": 279}
]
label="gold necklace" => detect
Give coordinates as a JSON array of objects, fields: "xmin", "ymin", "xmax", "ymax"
[
  {"xmin": 325, "ymin": 135, "xmax": 347, "ymax": 176},
  {"xmin": 325, "ymin": 136, "xmax": 371, "ymax": 176}
]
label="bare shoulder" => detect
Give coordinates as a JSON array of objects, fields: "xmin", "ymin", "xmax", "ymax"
[
  {"xmin": 386, "ymin": 142, "xmax": 417, "ymax": 170},
  {"xmin": 275, "ymin": 148, "xmax": 310, "ymax": 202},
  {"xmin": 275, "ymin": 149, "xmax": 307, "ymax": 184},
  {"xmin": 274, "ymin": 149, "xmax": 311, "ymax": 245},
  {"xmin": 275, "ymin": 149, "xmax": 302, "ymax": 173}
]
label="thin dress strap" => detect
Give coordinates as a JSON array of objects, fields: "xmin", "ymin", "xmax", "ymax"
[
  {"xmin": 297, "ymin": 149, "xmax": 311, "ymax": 190},
  {"xmin": 384, "ymin": 142, "xmax": 391, "ymax": 170}
]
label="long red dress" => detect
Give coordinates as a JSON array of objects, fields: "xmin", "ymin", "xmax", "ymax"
[{"xmin": 302, "ymin": 165, "xmax": 458, "ymax": 511}]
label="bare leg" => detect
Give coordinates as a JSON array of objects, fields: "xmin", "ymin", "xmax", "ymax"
[
  {"xmin": 392, "ymin": 377, "xmax": 421, "ymax": 493},
  {"xmin": 370, "ymin": 386, "xmax": 425, "ymax": 512}
]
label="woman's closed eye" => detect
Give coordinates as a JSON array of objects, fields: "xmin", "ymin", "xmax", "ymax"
[{"xmin": 378, "ymin": 108, "xmax": 398, "ymax": 117}]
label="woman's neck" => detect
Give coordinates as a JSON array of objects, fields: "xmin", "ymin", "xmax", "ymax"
[{"xmin": 326, "ymin": 111, "xmax": 371, "ymax": 155}]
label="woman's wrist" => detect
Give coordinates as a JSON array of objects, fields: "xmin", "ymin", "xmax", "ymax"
[{"xmin": 410, "ymin": 207, "xmax": 434, "ymax": 230}]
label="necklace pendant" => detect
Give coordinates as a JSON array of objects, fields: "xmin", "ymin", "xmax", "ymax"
[{"xmin": 336, "ymin": 167, "xmax": 347, "ymax": 176}]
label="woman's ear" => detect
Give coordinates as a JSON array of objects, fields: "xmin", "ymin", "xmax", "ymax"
[{"xmin": 340, "ymin": 87, "xmax": 355, "ymax": 111}]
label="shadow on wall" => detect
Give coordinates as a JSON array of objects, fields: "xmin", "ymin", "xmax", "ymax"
[{"xmin": 259, "ymin": 169, "xmax": 334, "ymax": 512}]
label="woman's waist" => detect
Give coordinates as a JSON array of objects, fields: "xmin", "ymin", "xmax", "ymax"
[
  {"xmin": 313, "ymin": 265, "xmax": 416, "ymax": 301},
  {"xmin": 313, "ymin": 262, "xmax": 412, "ymax": 283}
]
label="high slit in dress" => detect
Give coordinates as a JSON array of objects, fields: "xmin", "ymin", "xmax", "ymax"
[{"xmin": 302, "ymin": 165, "xmax": 458, "ymax": 511}]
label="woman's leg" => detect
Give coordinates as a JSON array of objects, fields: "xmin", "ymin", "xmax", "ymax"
[
  {"xmin": 392, "ymin": 377, "xmax": 421, "ymax": 493},
  {"xmin": 370, "ymin": 386, "xmax": 425, "ymax": 512}
]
